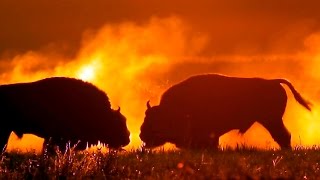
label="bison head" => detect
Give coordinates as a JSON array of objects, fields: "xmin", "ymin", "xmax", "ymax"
[
  {"xmin": 67, "ymin": 108, "xmax": 130, "ymax": 150},
  {"xmin": 83, "ymin": 107, "xmax": 130, "ymax": 149},
  {"xmin": 106, "ymin": 107, "xmax": 130, "ymax": 148},
  {"xmin": 139, "ymin": 101, "xmax": 171, "ymax": 148}
]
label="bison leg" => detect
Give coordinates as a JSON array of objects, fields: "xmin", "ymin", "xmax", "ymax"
[
  {"xmin": 260, "ymin": 118, "xmax": 291, "ymax": 149},
  {"xmin": 73, "ymin": 141, "xmax": 87, "ymax": 150},
  {"xmin": 60, "ymin": 139, "xmax": 87, "ymax": 151},
  {"xmin": 43, "ymin": 138, "xmax": 87, "ymax": 155},
  {"xmin": 43, "ymin": 138, "xmax": 57, "ymax": 155},
  {"xmin": 188, "ymin": 136, "xmax": 219, "ymax": 150},
  {"xmin": 0, "ymin": 131, "xmax": 9, "ymax": 152},
  {"xmin": 43, "ymin": 138, "xmax": 68, "ymax": 154}
]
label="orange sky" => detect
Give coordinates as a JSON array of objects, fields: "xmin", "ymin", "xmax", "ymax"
[
  {"xmin": 1, "ymin": 1, "xmax": 320, "ymax": 152},
  {"xmin": 1, "ymin": 0, "xmax": 320, "ymax": 56}
]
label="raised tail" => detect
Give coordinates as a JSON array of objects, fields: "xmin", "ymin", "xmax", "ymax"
[{"xmin": 273, "ymin": 79, "xmax": 311, "ymax": 111}]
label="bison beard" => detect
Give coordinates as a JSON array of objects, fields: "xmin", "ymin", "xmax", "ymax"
[
  {"xmin": 0, "ymin": 77, "xmax": 130, "ymax": 152},
  {"xmin": 140, "ymin": 74, "xmax": 311, "ymax": 150}
]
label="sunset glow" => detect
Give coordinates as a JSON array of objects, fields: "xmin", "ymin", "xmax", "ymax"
[
  {"xmin": 77, "ymin": 64, "xmax": 96, "ymax": 81},
  {"xmin": 1, "ymin": 13, "xmax": 320, "ymax": 153}
]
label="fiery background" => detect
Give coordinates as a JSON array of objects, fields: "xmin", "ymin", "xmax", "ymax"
[{"xmin": 1, "ymin": 0, "xmax": 320, "ymax": 152}]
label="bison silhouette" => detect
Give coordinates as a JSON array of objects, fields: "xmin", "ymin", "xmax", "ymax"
[
  {"xmin": 0, "ymin": 77, "xmax": 130, "ymax": 152},
  {"xmin": 140, "ymin": 74, "xmax": 311, "ymax": 150}
]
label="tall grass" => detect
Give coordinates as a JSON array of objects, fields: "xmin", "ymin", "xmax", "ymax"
[{"xmin": 1, "ymin": 144, "xmax": 320, "ymax": 179}]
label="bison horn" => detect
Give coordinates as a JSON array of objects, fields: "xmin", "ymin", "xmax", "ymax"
[
  {"xmin": 117, "ymin": 106, "xmax": 121, "ymax": 112},
  {"xmin": 147, "ymin": 100, "xmax": 151, "ymax": 109}
]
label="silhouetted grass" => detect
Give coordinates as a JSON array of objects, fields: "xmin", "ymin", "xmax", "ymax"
[{"xmin": 1, "ymin": 145, "xmax": 320, "ymax": 179}]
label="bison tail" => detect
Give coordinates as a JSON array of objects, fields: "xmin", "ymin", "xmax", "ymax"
[{"xmin": 274, "ymin": 79, "xmax": 312, "ymax": 111}]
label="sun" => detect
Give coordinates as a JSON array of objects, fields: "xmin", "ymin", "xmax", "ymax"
[{"xmin": 77, "ymin": 64, "xmax": 96, "ymax": 81}]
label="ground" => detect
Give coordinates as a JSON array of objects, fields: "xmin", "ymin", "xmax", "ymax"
[{"xmin": 0, "ymin": 146, "xmax": 319, "ymax": 179}]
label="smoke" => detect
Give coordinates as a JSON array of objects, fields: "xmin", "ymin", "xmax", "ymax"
[
  {"xmin": 1, "ymin": 16, "xmax": 209, "ymax": 152},
  {"xmin": 2, "ymin": 15, "xmax": 320, "ymax": 152}
]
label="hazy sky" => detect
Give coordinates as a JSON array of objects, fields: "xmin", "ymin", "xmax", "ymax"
[
  {"xmin": 1, "ymin": 0, "xmax": 320, "ymax": 57},
  {"xmin": 2, "ymin": 0, "xmax": 320, "ymax": 150}
]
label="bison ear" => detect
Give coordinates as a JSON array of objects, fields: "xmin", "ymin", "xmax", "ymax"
[
  {"xmin": 147, "ymin": 100, "xmax": 151, "ymax": 109},
  {"xmin": 117, "ymin": 106, "xmax": 121, "ymax": 112}
]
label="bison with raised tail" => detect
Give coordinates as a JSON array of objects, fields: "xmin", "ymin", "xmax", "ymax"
[
  {"xmin": 0, "ymin": 77, "xmax": 130, "ymax": 152},
  {"xmin": 140, "ymin": 74, "xmax": 311, "ymax": 150}
]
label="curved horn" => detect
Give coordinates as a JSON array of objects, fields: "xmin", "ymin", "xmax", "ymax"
[
  {"xmin": 146, "ymin": 100, "xmax": 151, "ymax": 109},
  {"xmin": 117, "ymin": 106, "xmax": 121, "ymax": 112}
]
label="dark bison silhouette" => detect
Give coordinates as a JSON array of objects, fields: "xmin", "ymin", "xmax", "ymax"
[
  {"xmin": 0, "ymin": 77, "xmax": 130, "ymax": 152},
  {"xmin": 140, "ymin": 74, "xmax": 311, "ymax": 149}
]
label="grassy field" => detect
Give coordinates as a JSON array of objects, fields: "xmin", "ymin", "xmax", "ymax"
[{"xmin": 1, "ymin": 145, "xmax": 320, "ymax": 179}]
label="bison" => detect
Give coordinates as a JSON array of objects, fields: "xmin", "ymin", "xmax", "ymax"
[
  {"xmin": 0, "ymin": 77, "xmax": 130, "ymax": 152},
  {"xmin": 140, "ymin": 74, "xmax": 311, "ymax": 150}
]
